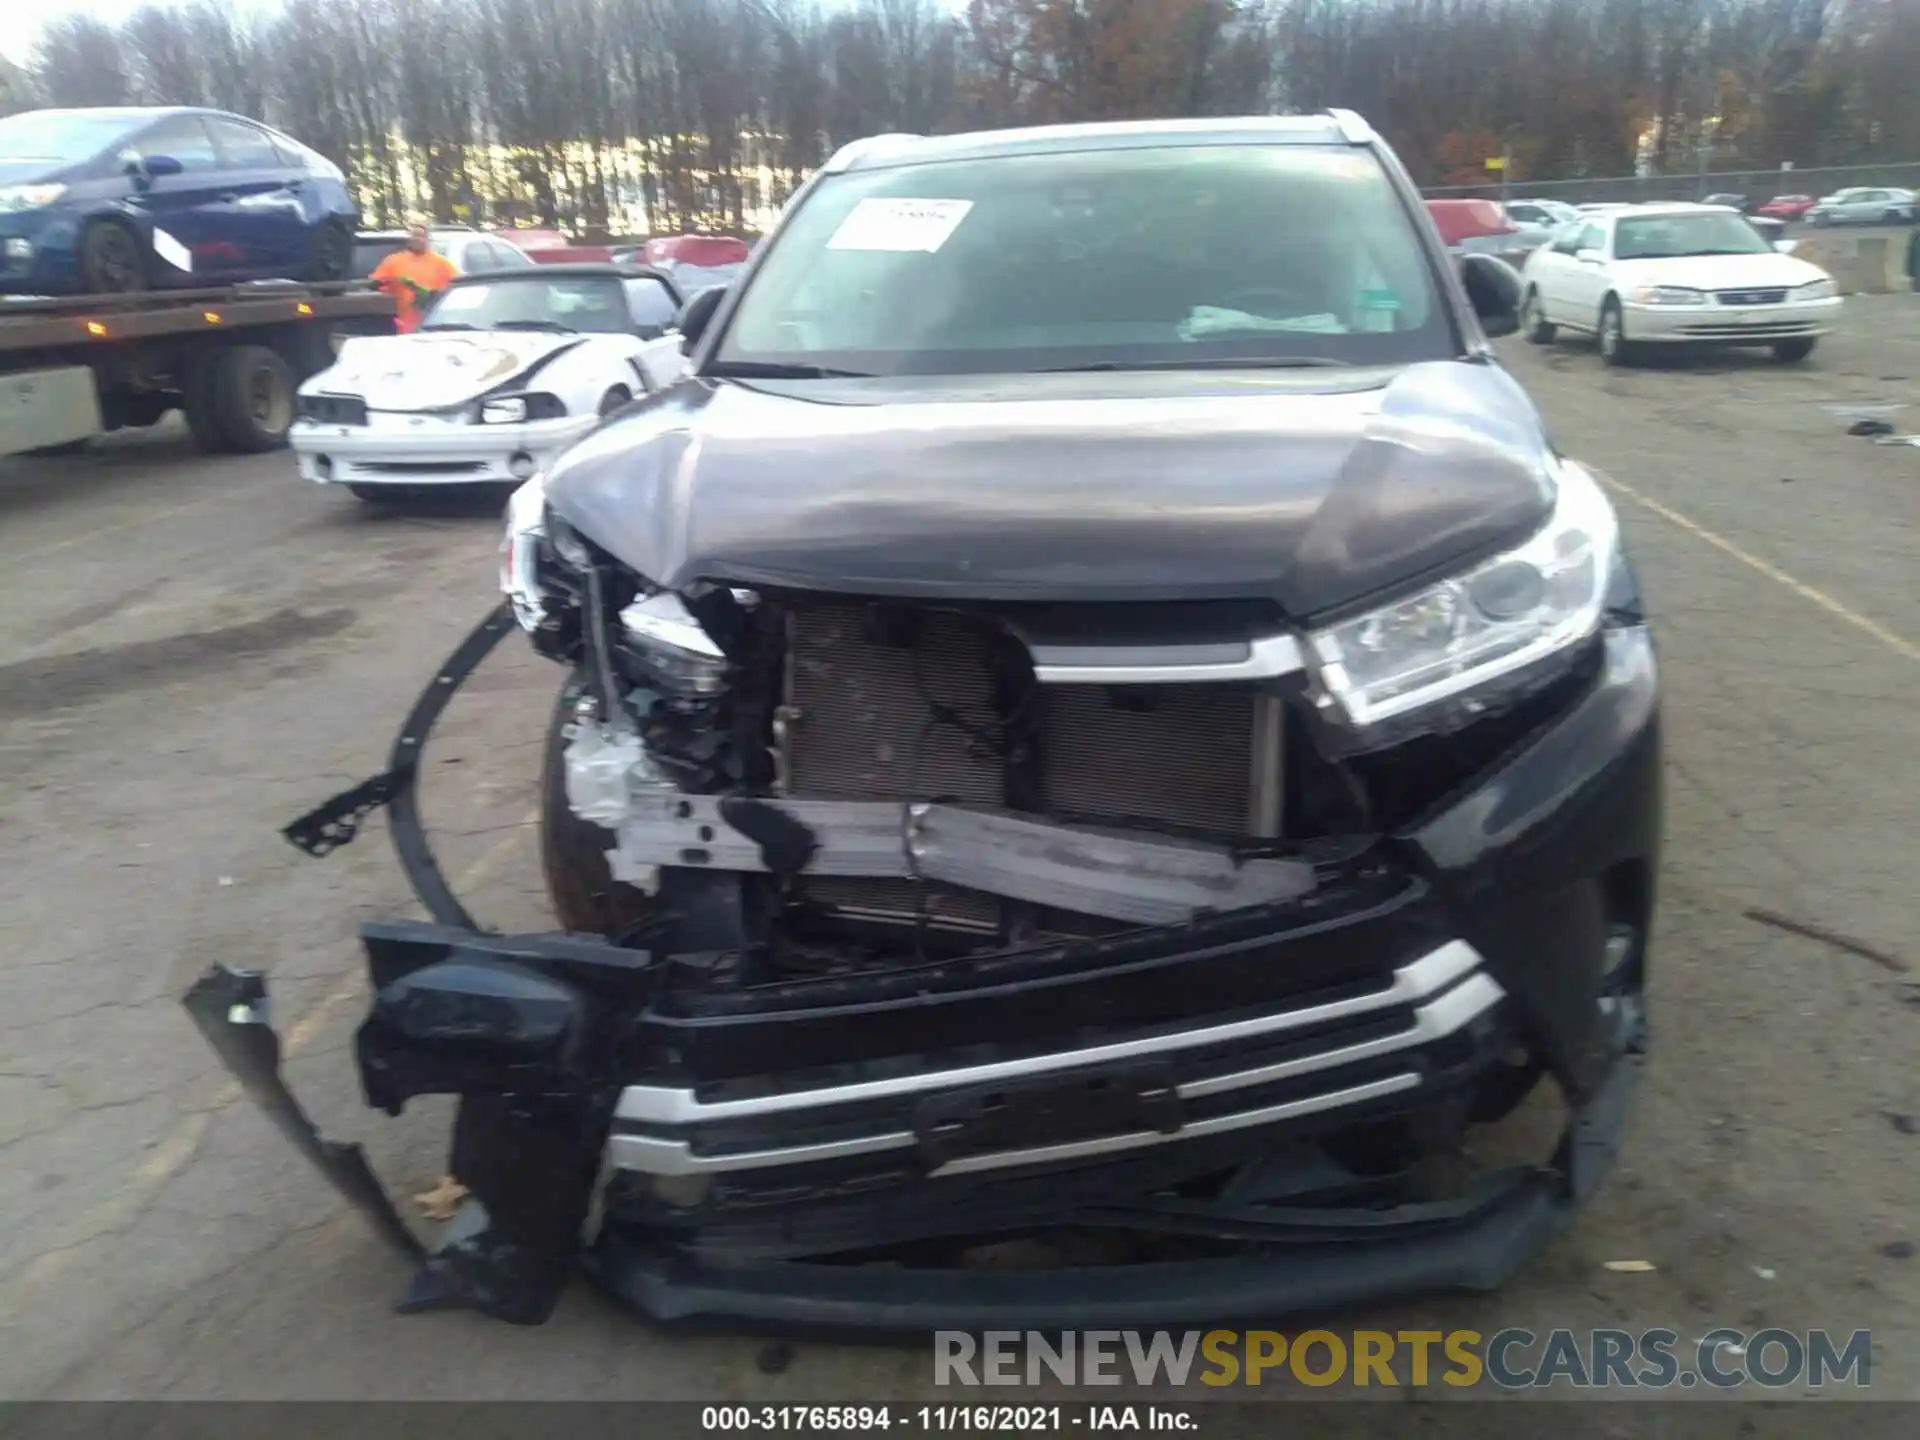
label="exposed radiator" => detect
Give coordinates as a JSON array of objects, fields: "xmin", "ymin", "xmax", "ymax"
[{"xmin": 782, "ymin": 601, "xmax": 1268, "ymax": 932}]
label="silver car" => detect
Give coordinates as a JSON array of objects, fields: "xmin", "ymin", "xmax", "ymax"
[{"xmin": 1807, "ymin": 187, "xmax": 1916, "ymax": 226}]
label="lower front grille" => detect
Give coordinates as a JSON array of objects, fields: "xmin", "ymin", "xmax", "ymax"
[
  {"xmin": 1715, "ymin": 289, "xmax": 1789, "ymax": 305},
  {"xmin": 782, "ymin": 601, "xmax": 1264, "ymax": 929},
  {"xmin": 607, "ymin": 939, "xmax": 1503, "ymax": 1181}
]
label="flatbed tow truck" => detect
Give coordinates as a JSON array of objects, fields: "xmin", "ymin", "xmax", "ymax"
[{"xmin": 0, "ymin": 280, "xmax": 394, "ymax": 459}]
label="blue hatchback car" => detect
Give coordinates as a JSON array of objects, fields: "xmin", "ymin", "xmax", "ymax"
[{"xmin": 0, "ymin": 107, "xmax": 358, "ymax": 296}]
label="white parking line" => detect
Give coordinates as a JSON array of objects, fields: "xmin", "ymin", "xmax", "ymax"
[{"xmin": 1600, "ymin": 473, "xmax": 1920, "ymax": 662}]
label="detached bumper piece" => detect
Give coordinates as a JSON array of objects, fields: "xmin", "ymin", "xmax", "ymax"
[{"xmin": 184, "ymin": 902, "xmax": 1642, "ymax": 1333}]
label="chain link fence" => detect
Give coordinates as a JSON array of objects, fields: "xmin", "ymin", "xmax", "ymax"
[{"xmin": 1422, "ymin": 162, "xmax": 1920, "ymax": 202}]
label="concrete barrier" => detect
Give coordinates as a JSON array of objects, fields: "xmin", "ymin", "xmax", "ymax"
[{"xmin": 1792, "ymin": 227, "xmax": 1917, "ymax": 294}]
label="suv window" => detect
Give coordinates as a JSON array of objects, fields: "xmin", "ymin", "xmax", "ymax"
[
  {"xmin": 206, "ymin": 117, "xmax": 280, "ymax": 169},
  {"xmin": 133, "ymin": 115, "xmax": 220, "ymax": 173},
  {"xmin": 624, "ymin": 276, "xmax": 679, "ymax": 330},
  {"xmin": 718, "ymin": 144, "xmax": 1452, "ymax": 376}
]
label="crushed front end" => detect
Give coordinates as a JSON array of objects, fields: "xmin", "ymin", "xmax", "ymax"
[{"xmin": 193, "ymin": 459, "xmax": 1658, "ymax": 1331}]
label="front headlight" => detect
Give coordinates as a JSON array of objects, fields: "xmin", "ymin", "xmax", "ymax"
[
  {"xmin": 1306, "ymin": 460, "xmax": 1618, "ymax": 729},
  {"xmin": 500, "ymin": 473, "xmax": 547, "ymax": 631},
  {"xmin": 1794, "ymin": 278, "xmax": 1838, "ymax": 301},
  {"xmin": 1628, "ymin": 285, "xmax": 1706, "ymax": 306},
  {"xmin": 0, "ymin": 184, "xmax": 66, "ymax": 213},
  {"xmin": 618, "ymin": 592, "xmax": 729, "ymax": 697},
  {"xmin": 481, "ymin": 397, "xmax": 528, "ymax": 425}
]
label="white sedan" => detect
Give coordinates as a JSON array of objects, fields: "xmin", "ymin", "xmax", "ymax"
[
  {"xmin": 1518, "ymin": 204, "xmax": 1842, "ymax": 365},
  {"xmin": 292, "ymin": 264, "xmax": 689, "ymax": 497}
]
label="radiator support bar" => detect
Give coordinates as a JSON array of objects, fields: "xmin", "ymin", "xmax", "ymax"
[{"xmin": 607, "ymin": 796, "xmax": 1315, "ymax": 927}]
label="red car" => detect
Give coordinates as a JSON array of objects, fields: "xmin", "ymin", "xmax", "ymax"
[
  {"xmin": 492, "ymin": 227, "xmax": 614, "ymax": 264},
  {"xmin": 1757, "ymin": 194, "xmax": 1816, "ymax": 220}
]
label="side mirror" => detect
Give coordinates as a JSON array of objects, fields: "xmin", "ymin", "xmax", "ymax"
[
  {"xmin": 674, "ymin": 285, "xmax": 726, "ymax": 354},
  {"xmin": 143, "ymin": 154, "xmax": 185, "ymax": 178},
  {"xmin": 1774, "ymin": 239, "xmax": 1799, "ymax": 255},
  {"xmin": 1459, "ymin": 252, "xmax": 1522, "ymax": 339}
]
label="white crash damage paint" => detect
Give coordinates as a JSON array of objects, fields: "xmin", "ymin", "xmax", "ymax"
[
  {"xmin": 151, "ymin": 228, "xmax": 192, "ymax": 273},
  {"xmin": 318, "ymin": 332, "xmax": 593, "ymax": 411}
]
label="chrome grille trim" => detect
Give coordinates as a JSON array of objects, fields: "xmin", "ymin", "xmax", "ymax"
[
  {"xmin": 605, "ymin": 941, "xmax": 1502, "ymax": 1179},
  {"xmin": 1029, "ymin": 632, "xmax": 1304, "ymax": 684},
  {"xmin": 615, "ymin": 939, "xmax": 1482, "ymax": 1127}
]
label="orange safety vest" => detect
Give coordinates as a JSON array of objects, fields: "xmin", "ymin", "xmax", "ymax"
[{"xmin": 371, "ymin": 249, "xmax": 458, "ymax": 333}]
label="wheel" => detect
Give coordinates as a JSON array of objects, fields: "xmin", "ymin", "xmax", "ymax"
[
  {"xmin": 597, "ymin": 386, "xmax": 632, "ymax": 419},
  {"xmin": 207, "ymin": 344, "xmax": 296, "ymax": 452},
  {"xmin": 77, "ymin": 219, "xmax": 147, "ymax": 295},
  {"xmin": 1773, "ymin": 338, "xmax": 1816, "ymax": 363},
  {"xmin": 1597, "ymin": 297, "xmax": 1634, "ymax": 367},
  {"xmin": 540, "ymin": 670, "xmax": 656, "ymax": 936},
  {"xmin": 310, "ymin": 220, "xmax": 351, "ymax": 282},
  {"xmin": 1521, "ymin": 287, "xmax": 1556, "ymax": 344},
  {"xmin": 178, "ymin": 356, "xmax": 231, "ymax": 453}
]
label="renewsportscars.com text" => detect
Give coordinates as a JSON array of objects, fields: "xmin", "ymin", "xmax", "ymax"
[{"xmin": 934, "ymin": 1328, "xmax": 1872, "ymax": 1390}]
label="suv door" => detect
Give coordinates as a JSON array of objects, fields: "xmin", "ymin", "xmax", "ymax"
[
  {"xmin": 204, "ymin": 116, "xmax": 306, "ymax": 278},
  {"xmin": 122, "ymin": 115, "xmax": 231, "ymax": 284}
]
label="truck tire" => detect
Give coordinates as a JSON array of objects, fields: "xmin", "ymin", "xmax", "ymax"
[
  {"xmin": 540, "ymin": 671, "xmax": 655, "ymax": 937},
  {"xmin": 178, "ymin": 358, "xmax": 232, "ymax": 453},
  {"xmin": 207, "ymin": 344, "xmax": 296, "ymax": 452},
  {"xmin": 77, "ymin": 218, "xmax": 147, "ymax": 294}
]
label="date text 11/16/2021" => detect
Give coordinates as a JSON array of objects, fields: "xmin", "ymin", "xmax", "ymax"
[{"xmin": 701, "ymin": 1407, "xmax": 1195, "ymax": 1432}]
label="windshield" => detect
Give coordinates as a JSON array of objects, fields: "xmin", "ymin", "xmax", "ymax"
[
  {"xmin": 715, "ymin": 144, "xmax": 1451, "ymax": 376},
  {"xmin": 0, "ymin": 109, "xmax": 140, "ymax": 164},
  {"xmin": 352, "ymin": 240, "xmax": 403, "ymax": 278},
  {"xmin": 1614, "ymin": 212, "xmax": 1774, "ymax": 260},
  {"xmin": 421, "ymin": 276, "xmax": 630, "ymax": 333}
]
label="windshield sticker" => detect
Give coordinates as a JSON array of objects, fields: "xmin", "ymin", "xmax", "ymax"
[
  {"xmin": 827, "ymin": 198, "xmax": 973, "ymax": 254},
  {"xmin": 434, "ymin": 286, "xmax": 490, "ymax": 312},
  {"xmin": 1179, "ymin": 306, "xmax": 1347, "ymax": 340}
]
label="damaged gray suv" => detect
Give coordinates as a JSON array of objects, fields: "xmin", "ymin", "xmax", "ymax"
[{"xmin": 193, "ymin": 112, "xmax": 1661, "ymax": 1331}]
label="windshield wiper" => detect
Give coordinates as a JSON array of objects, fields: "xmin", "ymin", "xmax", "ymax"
[
  {"xmin": 493, "ymin": 319, "xmax": 577, "ymax": 333},
  {"xmin": 419, "ymin": 322, "xmax": 478, "ymax": 332},
  {"xmin": 1033, "ymin": 357, "xmax": 1354, "ymax": 373},
  {"xmin": 705, "ymin": 360, "xmax": 877, "ymax": 379}
]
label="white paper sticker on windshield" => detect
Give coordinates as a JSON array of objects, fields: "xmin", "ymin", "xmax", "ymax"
[
  {"xmin": 827, "ymin": 198, "xmax": 973, "ymax": 253},
  {"xmin": 434, "ymin": 286, "xmax": 490, "ymax": 311}
]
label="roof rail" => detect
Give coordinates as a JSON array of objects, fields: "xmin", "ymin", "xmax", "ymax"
[
  {"xmin": 1325, "ymin": 109, "xmax": 1374, "ymax": 144},
  {"xmin": 823, "ymin": 132, "xmax": 925, "ymax": 173}
]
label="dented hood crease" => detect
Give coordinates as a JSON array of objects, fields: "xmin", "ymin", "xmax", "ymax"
[{"xmin": 543, "ymin": 361, "xmax": 1557, "ymax": 620}]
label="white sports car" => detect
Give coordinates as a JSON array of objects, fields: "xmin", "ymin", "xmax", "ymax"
[{"xmin": 291, "ymin": 264, "xmax": 689, "ymax": 497}]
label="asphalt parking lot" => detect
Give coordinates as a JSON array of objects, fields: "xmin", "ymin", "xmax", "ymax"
[{"xmin": 1, "ymin": 295, "xmax": 1916, "ymax": 1408}]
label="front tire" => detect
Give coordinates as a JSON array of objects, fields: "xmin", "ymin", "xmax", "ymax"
[
  {"xmin": 1598, "ymin": 297, "xmax": 1634, "ymax": 367},
  {"xmin": 1773, "ymin": 338, "xmax": 1817, "ymax": 364},
  {"xmin": 77, "ymin": 219, "xmax": 147, "ymax": 295},
  {"xmin": 1521, "ymin": 287, "xmax": 1556, "ymax": 344},
  {"xmin": 541, "ymin": 671, "xmax": 656, "ymax": 936}
]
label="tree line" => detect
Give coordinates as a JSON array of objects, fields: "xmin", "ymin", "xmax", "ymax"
[{"xmin": 8, "ymin": 0, "xmax": 1918, "ymax": 233}]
